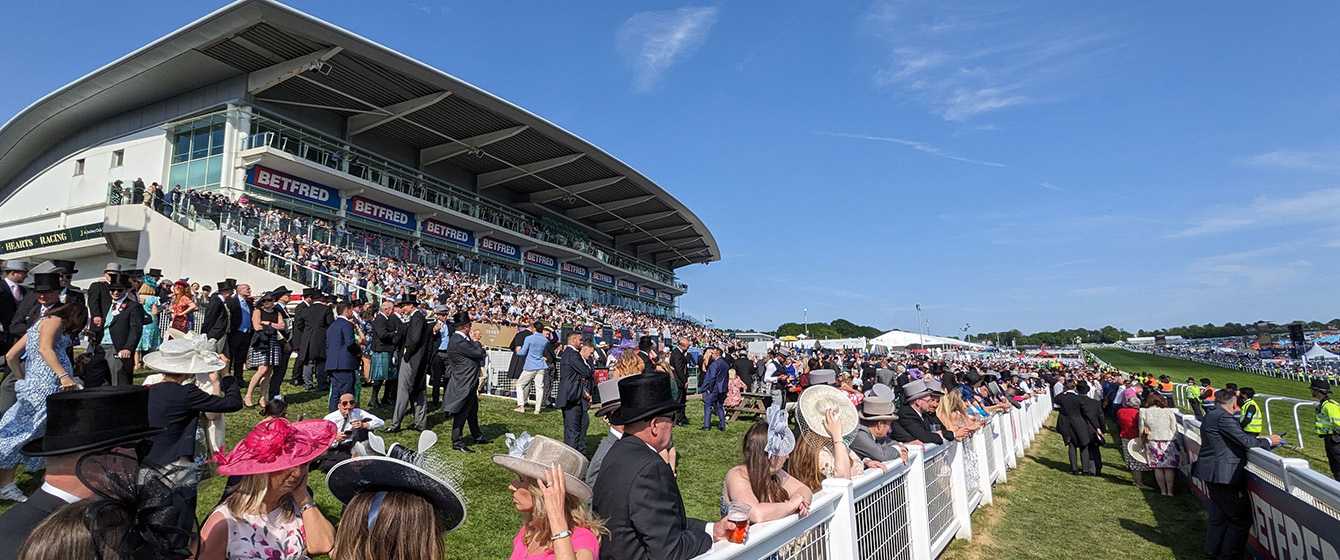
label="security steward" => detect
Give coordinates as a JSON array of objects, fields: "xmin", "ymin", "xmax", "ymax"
[
  {"xmin": 1311, "ymin": 379, "xmax": 1340, "ymax": 481},
  {"xmin": 1237, "ymin": 387, "xmax": 1262, "ymax": 436}
]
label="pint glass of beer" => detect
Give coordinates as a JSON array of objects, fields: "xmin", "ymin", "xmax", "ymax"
[{"xmin": 727, "ymin": 502, "xmax": 751, "ymax": 544}]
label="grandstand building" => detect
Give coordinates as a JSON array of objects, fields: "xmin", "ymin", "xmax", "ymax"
[{"xmin": 0, "ymin": 0, "xmax": 717, "ymax": 316}]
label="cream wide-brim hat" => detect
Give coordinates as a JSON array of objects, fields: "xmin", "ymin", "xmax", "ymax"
[
  {"xmin": 797, "ymin": 385, "xmax": 859, "ymax": 439},
  {"xmin": 142, "ymin": 332, "xmax": 226, "ymax": 374}
]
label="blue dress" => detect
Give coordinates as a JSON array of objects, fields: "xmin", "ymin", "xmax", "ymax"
[
  {"xmin": 139, "ymin": 295, "xmax": 162, "ymax": 352},
  {"xmin": 0, "ymin": 322, "xmax": 72, "ymax": 470}
]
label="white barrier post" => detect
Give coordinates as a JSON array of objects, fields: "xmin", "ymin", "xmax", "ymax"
[
  {"xmin": 905, "ymin": 448, "xmax": 933, "ymax": 560},
  {"xmin": 819, "ymin": 478, "xmax": 858, "ymax": 560},
  {"xmin": 991, "ymin": 416, "xmax": 1008, "ymax": 483},
  {"xmin": 950, "ymin": 441, "xmax": 973, "ymax": 540},
  {"xmin": 1001, "ymin": 412, "xmax": 1018, "ymax": 469},
  {"xmin": 1012, "ymin": 410, "xmax": 1026, "ymax": 459},
  {"xmin": 972, "ymin": 429, "xmax": 994, "ymax": 505}
]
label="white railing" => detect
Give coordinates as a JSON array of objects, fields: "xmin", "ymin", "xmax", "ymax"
[
  {"xmin": 1173, "ymin": 411, "xmax": 1340, "ymax": 558},
  {"xmin": 695, "ymin": 391, "xmax": 1051, "ymax": 560}
]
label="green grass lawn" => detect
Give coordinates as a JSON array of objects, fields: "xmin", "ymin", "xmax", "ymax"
[
  {"xmin": 1090, "ymin": 348, "xmax": 1331, "ymax": 471},
  {"xmin": 4, "ymin": 363, "xmax": 750, "ymax": 558},
  {"xmin": 942, "ymin": 413, "xmax": 1206, "ymax": 560}
]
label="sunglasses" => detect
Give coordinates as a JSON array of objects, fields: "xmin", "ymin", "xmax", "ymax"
[{"xmin": 339, "ymin": 400, "xmax": 355, "ymax": 406}]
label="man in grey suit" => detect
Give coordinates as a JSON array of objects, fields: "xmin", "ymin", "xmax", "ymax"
[
  {"xmin": 849, "ymin": 396, "xmax": 910, "ymax": 464},
  {"xmin": 585, "ymin": 378, "xmax": 623, "ymax": 487},
  {"xmin": 1192, "ymin": 388, "xmax": 1281, "ymax": 560}
]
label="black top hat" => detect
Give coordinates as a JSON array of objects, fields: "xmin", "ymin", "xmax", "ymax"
[
  {"xmin": 107, "ymin": 274, "xmax": 131, "ymax": 291},
  {"xmin": 396, "ymin": 293, "xmax": 418, "ymax": 307},
  {"xmin": 125, "ymin": 269, "xmax": 145, "ymax": 278},
  {"xmin": 31, "ymin": 272, "xmax": 61, "ymax": 292},
  {"xmin": 450, "ymin": 311, "xmax": 472, "ymax": 327},
  {"xmin": 216, "ymin": 280, "xmax": 235, "ymax": 291},
  {"xmin": 610, "ymin": 373, "xmax": 682, "ymax": 425},
  {"xmin": 23, "ymin": 386, "xmax": 163, "ymax": 457},
  {"xmin": 147, "ymin": 268, "xmax": 163, "ymax": 277},
  {"xmin": 51, "ymin": 260, "xmax": 77, "ymax": 274},
  {"xmin": 267, "ymin": 286, "xmax": 291, "ymax": 300}
]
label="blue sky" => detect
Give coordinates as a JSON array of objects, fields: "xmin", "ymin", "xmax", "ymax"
[{"xmin": 3, "ymin": 1, "xmax": 1339, "ymax": 335}]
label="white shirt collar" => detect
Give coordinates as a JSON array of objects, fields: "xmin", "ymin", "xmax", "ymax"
[
  {"xmin": 41, "ymin": 482, "xmax": 82, "ymax": 504},
  {"xmin": 610, "ymin": 428, "xmax": 623, "ymax": 439}
]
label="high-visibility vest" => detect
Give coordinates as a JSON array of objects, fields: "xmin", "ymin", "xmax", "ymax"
[
  {"xmin": 1316, "ymin": 399, "xmax": 1340, "ymax": 437},
  {"xmin": 1241, "ymin": 400, "xmax": 1263, "ymax": 434},
  {"xmin": 1201, "ymin": 386, "xmax": 1216, "ymax": 409},
  {"xmin": 1159, "ymin": 382, "xmax": 1174, "ymax": 393}
]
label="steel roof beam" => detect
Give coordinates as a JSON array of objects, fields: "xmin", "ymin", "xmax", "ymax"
[
  {"xmin": 529, "ymin": 176, "xmax": 623, "ymax": 204},
  {"xmin": 477, "ymin": 153, "xmax": 583, "ymax": 189},
  {"xmin": 420, "ymin": 125, "xmax": 528, "ymax": 167},
  {"xmin": 347, "ymin": 91, "xmax": 451, "ymax": 136},
  {"xmin": 614, "ymin": 224, "xmax": 694, "ymax": 246},
  {"xmin": 595, "ymin": 210, "xmax": 676, "ymax": 232},
  {"xmin": 247, "ymin": 46, "xmax": 343, "ymax": 95},
  {"xmin": 566, "ymin": 195, "xmax": 656, "ymax": 220}
]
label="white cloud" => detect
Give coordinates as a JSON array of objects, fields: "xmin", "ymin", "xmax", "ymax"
[
  {"xmin": 617, "ymin": 7, "xmax": 719, "ymax": 92},
  {"xmin": 1240, "ymin": 148, "xmax": 1340, "ymax": 172},
  {"xmin": 1168, "ymin": 187, "xmax": 1340, "ymax": 238},
  {"xmin": 862, "ymin": 2, "xmax": 1116, "ymax": 121},
  {"xmin": 815, "ymin": 131, "xmax": 1006, "ymax": 168},
  {"xmin": 1039, "ymin": 181, "xmax": 1064, "ymax": 192},
  {"xmin": 1185, "ymin": 248, "xmax": 1312, "ymax": 289}
]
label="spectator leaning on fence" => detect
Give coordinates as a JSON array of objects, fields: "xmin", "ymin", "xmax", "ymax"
[{"xmin": 722, "ymin": 405, "xmax": 811, "ymax": 523}]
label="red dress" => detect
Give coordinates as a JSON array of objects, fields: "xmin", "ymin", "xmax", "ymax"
[{"xmin": 1115, "ymin": 407, "xmax": 1140, "ymax": 440}]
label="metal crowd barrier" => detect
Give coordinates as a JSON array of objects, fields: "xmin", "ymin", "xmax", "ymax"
[
  {"xmin": 1172, "ymin": 411, "xmax": 1340, "ymax": 558},
  {"xmin": 1173, "ymin": 383, "xmax": 1316, "ymax": 450},
  {"xmin": 695, "ymin": 391, "xmax": 1051, "ymax": 560}
]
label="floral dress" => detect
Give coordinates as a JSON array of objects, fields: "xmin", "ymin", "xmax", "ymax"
[
  {"xmin": 0, "ymin": 322, "xmax": 72, "ymax": 471},
  {"xmin": 212, "ymin": 503, "xmax": 309, "ymax": 560}
]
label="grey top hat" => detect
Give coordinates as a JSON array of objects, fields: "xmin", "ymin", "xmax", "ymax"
[
  {"xmin": 2, "ymin": 260, "xmax": 30, "ymax": 272},
  {"xmin": 808, "ymin": 369, "xmax": 837, "ymax": 386},
  {"xmin": 867, "ymin": 383, "xmax": 896, "ymax": 401},
  {"xmin": 594, "ymin": 378, "xmax": 622, "ymax": 418},
  {"xmin": 902, "ymin": 379, "xmax": 935, "ymax": 401},
  {"xmin": 859, "ymin": 397, "xmax": 899, "ymax": 421},
  {"xmin": 104, "ymin": 262, "xmax": 122, "ymax": 272},
  {"xmin": 924, "ymin": 378, "xmax": 946, "ymax": 396}
]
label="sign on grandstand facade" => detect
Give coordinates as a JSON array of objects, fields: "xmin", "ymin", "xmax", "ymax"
[
  {"xmin": 523, "ymin": 250, "xmax": 558, "ymax": 271},
  {"xmin": 479, "ymin": 237, "xmax": 520, "ymax": 261},
  {"xmin": 560, "ymin": 261, "xmax": 589, "ymax": 280},
  {"xmin": 347, "ymin": 196, "xmax": 416, "ymax": 231},
  {"xmin": 422, "ymin": 219, "xmax": 474, "ymax": 249},
  {"xmin": 639, "ymin": 285, "xmax": 656, "ymax": 299},
  {"xmin": 1, "ymin": 223, "xmax": 104, "ymax": 255},
  {"xmin": 616, "ymin": 278, "xmax": 637, "ymax": 293},
  {"xmin": 657, "ymin": 292, "xmax": 674, "ymax": 305},
  {"xmin": 245, "ymin": 165, "xmax": 340, "ymax": 209},
  {"xmin": 591, "ymin": 270, "xmax": 615, "ymax": 287}
]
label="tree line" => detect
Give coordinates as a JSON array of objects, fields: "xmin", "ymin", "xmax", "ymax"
[{"xmin": 967, "ymin": 319, "xmax": 1340, "ymax": 346}]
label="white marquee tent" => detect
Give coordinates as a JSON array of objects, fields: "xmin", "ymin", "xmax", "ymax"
[
  {"xmin": 1303, "ymin": 344, "xmax": 1339, "ymax": 361},
  {"xmin": 870, "ymin": 330, "xmax": 986, "ymax": 350}
]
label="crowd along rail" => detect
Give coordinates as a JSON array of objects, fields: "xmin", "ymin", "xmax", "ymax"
[
  {"xmin": 692, "ymin": 391, "xmax": 1051, "ymax": 560},
  {"xmin": 1173, "ymin": 410, "xmax": 1340, "ymax": 558}
]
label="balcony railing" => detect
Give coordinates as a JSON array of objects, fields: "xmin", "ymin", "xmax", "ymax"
[{"xmin": 239, "ymin": 110, "xmax": 679, "ymax": 285}]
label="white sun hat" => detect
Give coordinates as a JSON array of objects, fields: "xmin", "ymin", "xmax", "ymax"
[{"xmin": 142, "ymin": 332, "xmax": 226, "ymax": 374}]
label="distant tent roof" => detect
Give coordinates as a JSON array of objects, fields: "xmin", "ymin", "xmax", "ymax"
[
  {"xmin": 1304, "ymin": 344, "xmax": 1340, "ymax": 361},
  {"xmin": 870, "ymin": 330, "xmax": 985, "ymax": 350}
]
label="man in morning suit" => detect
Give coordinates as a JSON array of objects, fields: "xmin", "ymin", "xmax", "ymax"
[
  {"xmin": 288, "ymin": 288, "xmax": 316, "ymax": 386},
  {"xmin": 1192, "ymin": 387, "xmax": 1281, "ymax": 560},
  {"xmin": 892, "ymin": 379, "xmax": 958, "ymax": 445},
  {"xmin": 100, "ymin": 274, "xmax": 147, "ymax": 386},
  {"xmin": 0, "ymin": 271, "xmax": 59, "ymax": 415},
  {"xmin": 637, "ymin": 335, "xmax": 658, "ymax": 374},
  {"xmin": 390, "ymin": 296, "xmax": 431, "ymax": 432},
  {"xmin": 1055, "ymin": 381, "xmax": 1106, "ymax": 475},
  {"xmin": 84, "ymin": 262, "xmax": 121, "ymax": 349},
  {"xmin": 325, "ymin": 301, "xmax": 360, "ymax": 412},
  {"xmin": 669, "ymin": 337, "xmax": 691, "ymax": 425},
  {"xmin": 557, "ymin": 332, "xmax": 595, "ymax": 451},
  {"xmin": 593, "ymin": 374, "xmax": 727, "ymax": 560},
  {"xmin": 0, "ymin": 386, "xmax": 163, "ymax": 560},
  {"xmin": 0, "ymin": 261, "xmax": 30, "ymax": 353},
  {"xmin": 298, "ymin": 291, "xmax": 333, "ymax": 391},
  {"xmin": 443, "ymin": 311, "xmax": 488, "ymax": 451},
  {"xmin": 226, "ymin": 283, "xmax": 253, "ymax": 380},
  {"xmin": 699, "ymin": 347, "xmax": 729, "ymax": 432},
  {"xmin": 201, "ymin": 280, "xmax": 234, "ymax": 354}
]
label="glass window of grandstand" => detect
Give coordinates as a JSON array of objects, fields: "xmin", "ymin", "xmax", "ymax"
[
  {"xmin": 168, "ymin": 114, "xmax": 226, "ymax": 191},
  {"xmin": 73, "ymin": 158, "xmax": 85, "ymax": 176},
  {"xmin": 110, "ymin": 149, "xmax": 124, "ymax": 168},
  {"xmin": 527, "ymin": 273, "xmax": 560, "ymax": 293}
]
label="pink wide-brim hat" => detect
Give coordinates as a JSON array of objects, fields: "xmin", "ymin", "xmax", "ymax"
[{"xmin": 214, "ymin": 418, "xmax": 338, "ymax": 476}]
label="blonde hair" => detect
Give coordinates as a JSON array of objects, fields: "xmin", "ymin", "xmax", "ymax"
[
  {"xmin": 331, "ymin": 491, "xmax": 441, "ymax": 560},
  {"xmin": 611, "ymin": 352, "xmax": 644, "ymax": 378},
  {"xmin": 224, "ymin": 473, "xmax": 294, "ymax": 521},
  {"xmin": 18, "ymin": 501, "xmax": 119, "ymax": 560},
  {"xmin": 785, "ymin": 431, "xmax": 831, "ymax": 492},
  {"xmin": 519, "ymin": 478, "xmax": 607, "ymax": 551},
  {"xmin": 937, "ymin": 389, "xmax": 967, "ymax": 421},
  {"xmin": 138, "ymin": 283, "xmax": 157, "ymax": 297}
]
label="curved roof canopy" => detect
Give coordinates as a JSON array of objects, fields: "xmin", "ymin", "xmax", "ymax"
[{"xmin": 0, "ymin": 0, "xmax": 718, "ymax": 270}]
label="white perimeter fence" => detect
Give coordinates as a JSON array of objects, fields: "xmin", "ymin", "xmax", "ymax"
[{"xmin": 691, "ymin": 391, "xmax": 1052, "ymax": 560}]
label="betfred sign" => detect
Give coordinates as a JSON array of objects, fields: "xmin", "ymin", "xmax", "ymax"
[
  {"xmin": 246, "ymin": 165, "xmax": 340, "ymax": 209},
  {"xmin": 348, "ymin": 196, "xmax": 415, "ymax": 230},
  {"xmin": 480, "ymin": 237, "xmax": 520, "ymax": 260},
  {"xmin": 524, "ymin": 250, "xmax": 558, "ymax": 271},
  {"xmin": 422, "ymin": 219, "xmax": 474, "ymax": 249},
  {"xmin": 657, "ymin": 292, "xmax": 673, "ymax": 304},
  {"xmin": 639, "ymin": 285, "xmax": 656, "ymax": 298},
  {"xmin": 592, "ymin": 270, "xmax": 615, "ymax": 287},
  {"xmin": 617, "ymin": 278, "xmax": 637, "ymax": 293},
  {"xmin": 561, "ymin": 261, "xmax": 589, "ymax": 280}
]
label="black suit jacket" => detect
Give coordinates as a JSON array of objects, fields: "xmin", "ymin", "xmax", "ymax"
[
  {"xmin": 201, "ymin": 295, "xmax": 232, "ymax": 341},
  {"xmin": 638, "ymin": 350, "xmax": 657, "ymax": 374},
  {"xmin": 669, "ymin": 347, "xmax": 689, "ymax": 388},
  {"xmin": 442, "ymin": 331, "xmax": 486, "ymax": 414},
  {"xmin": 892, "ymin": 404, "xmax": 952, "ymax": 445},
  {"xmin": 0, "ymin": 488, "xmax": 71, "ymax": 560},
  {"xmin": 370, "ymin": 313, "xmax": 398, "ymax": 353},
  {"xmin": 1193, "ymin": 406, "xmax": 1272, "ymax": 485},
  {"xmin": 289, "ymin": 301, "xmax": 310, "ymax": 351},
  {"xmin": 557, "ymin": 346, "xmax": 592, "ymax": 408},
  {"xmin": 146, "ymin": 375, "xmax": 243, "ymax": 465},
  {"xmin": 506, "ymin": 328, "xmax": 531, "ymax": 379},
  {"xmin": 1055, "ymin": 392, "xmax": 1103, "ymax": 447},
  {"xmin": 593, "ymin": 436, "xmax": 712, "ymax": 560},
  {"xmin": 105, "ymin": 297, "xmax": 147, "ymax": 351},
  {"xmin": 298, "ymin": 303, "xmax": 332, "ymax": 359},
  {"xmin": 8, "ymin": 294, "xmax": 48, "ymax": 338},
  {"xmin": 0, "ymin": 282, "xmax": 25, "ymax": 332},
  {"xmin": 399, "ymin": 311, "xmax": 431, "ymax": 374},
  {"xmin": 734, "ymin": 357, "xmax": 755, "ymax": 387},
  {"xmin": 86, "ymin": 280, "xmax": 112, "ymax": 320}
]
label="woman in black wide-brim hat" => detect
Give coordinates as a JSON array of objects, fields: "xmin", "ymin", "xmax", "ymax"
[{"xmin": 0, "ymin": 297, "xmax": 88, "ymax": 503}]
